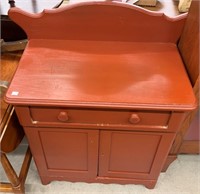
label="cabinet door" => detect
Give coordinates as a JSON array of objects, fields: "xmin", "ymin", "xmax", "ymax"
[
  {"xmin": 99, "ymin": 130, "xmax": 175, "ymax": 180},
  {"xmin": 24, "ymin": 127, "xmax": 99, "ymax": 184}
]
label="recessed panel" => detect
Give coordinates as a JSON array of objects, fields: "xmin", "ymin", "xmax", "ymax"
[
  {"xmin": 108, "ymin": 132, "xmax": 161, "ymax": 173},
  {"xmin": 39, "ymin": 130, "xmax": 88, "ymax": 171}
]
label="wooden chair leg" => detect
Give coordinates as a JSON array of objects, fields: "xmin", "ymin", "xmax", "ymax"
[
  {"xmin": 1, "ymin": 153, "xmax": 20, "ymax": 191},
  {"xmin": 0, "ymin": 147, "xmax": 32, "ymax": 194},
  {"xmin": 19, "ymin": 147, "xmax": 32, "ymax": 188}
]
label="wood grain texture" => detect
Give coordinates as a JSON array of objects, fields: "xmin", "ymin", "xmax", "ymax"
[
  {"xmin": 169, "ymin": 0, "xmax": 199, "ymax": 154},
  {"xmin": 178, "ymin": 0, "xmax": 199, "ymax": 86},
  {"xmin": 1, "ymin": 52, "xmax": 24, "ymax": 153},
  {"xmin": 1, "ymin": 51, "xmax": 22, "ymax": 124},
  {"xmin": 0, "ymin": 51, "xmax": 30, "ymax": 194},
  {"xmin": 0, "ymin": 51, "xmax": 22, "ymax": 81},
  {"xmin": 170, "ymin": 77, "xmax": 199, "ymax": 154}
]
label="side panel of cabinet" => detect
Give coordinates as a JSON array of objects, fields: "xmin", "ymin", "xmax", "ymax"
[
  {"xmin": 24, "ymin": 127, "xmax": 99, "ymax": 184},
  {"xmin": 98, "ymin": 130, "xmax": 175, "ymax": 180}
]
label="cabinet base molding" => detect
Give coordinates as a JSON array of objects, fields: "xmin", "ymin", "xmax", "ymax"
[
  {"xmin": 40, "ymin": 176, "xmax": 156, "ymax": 189},
  {"xmin": 161, "ymin": 155, "xmax": 177, "ymax": 172}
]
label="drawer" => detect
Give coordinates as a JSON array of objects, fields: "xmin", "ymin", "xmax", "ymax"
[{"xmin": 29, "ymin": 107, "xmax": 171, "ymax": 128}]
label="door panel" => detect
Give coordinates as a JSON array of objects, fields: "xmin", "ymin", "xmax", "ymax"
[
  {"xmin": 25, "ymin": 127, "xmax": 99, "ymax": 180},
  {"xmin": 99, "ymin": 130, "xmax": 175, "ymax": 180}
]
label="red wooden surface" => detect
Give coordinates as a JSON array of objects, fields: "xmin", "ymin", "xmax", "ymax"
[
  {"xmin": 5, "ymin": 40, "xmax": 196, "ymax": 110},
  {"xmin": 8, "ymin": 2, "xmax": 187, "ymax": 42},
  {"xmin": 25, "ymin": 127, "xmax": 99, "ymax": 183},
  {"xmin": 99, "ymin": 131, "xmax": 175, "ymax": 179},
  {"xmin": 4, "ymin": 2, "xmax": 196, "ymax": 189}
]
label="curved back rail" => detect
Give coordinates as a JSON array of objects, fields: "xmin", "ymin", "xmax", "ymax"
[{"xmin": 8, "ymin": 2, "xmax": 187, "ymax": 43}]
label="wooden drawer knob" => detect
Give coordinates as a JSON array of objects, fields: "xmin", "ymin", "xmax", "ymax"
[
  {"xmin": 57, "ymin": 112, "xmax": 69, "ymax": 122},
  {"xmin": 129, "ymin": 113, "xmax": 140, "ymax": 124}
]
